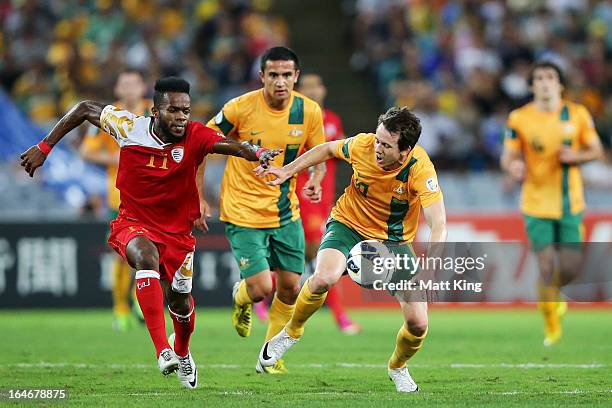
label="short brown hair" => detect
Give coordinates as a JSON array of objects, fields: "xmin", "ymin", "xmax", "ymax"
[
  {"xmin": 377, "ymin": 107, "xmax": 422, "ymax": 151},
  {"xmin": 528, "ymin": 60, "xmax": 566, "ymax": 86}
]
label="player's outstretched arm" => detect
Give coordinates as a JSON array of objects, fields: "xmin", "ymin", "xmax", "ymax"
[
  {"xmin": 212, "ymin": 139, "xmax": 283, "ymax": 169},
  {"xmin": 20, "ymin": 100, "xmax": 106, "ymax": 177},
  {"xmin": 254, "ymin": 140, "xmax": 338, "ymax": 186}
]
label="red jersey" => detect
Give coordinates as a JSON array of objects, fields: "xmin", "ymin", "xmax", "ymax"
[
  {"xmin": 297, "ymin": 108, "xmax": 344, "ymax": 213},
  {"xmin": 100, "ymin": 105, "xmax": 223, "ymax": 235}
]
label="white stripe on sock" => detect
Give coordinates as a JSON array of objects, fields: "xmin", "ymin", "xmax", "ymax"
[{"xmin": 135, "ymin": 269, "xmax": 160, "ymax": 280}]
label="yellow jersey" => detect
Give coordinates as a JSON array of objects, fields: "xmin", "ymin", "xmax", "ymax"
[
  {"xmin": 504, "ymin": 101, "xmax": 599, "ymax": 219},
  {"xmin": 331, "ymin": 133, "xmax": 442, "ymax": 242},
  {"xmin": 81, "ymin": 99, "xmax": 152, "ymax": 210},
  {"xmin": 207, "ymin": 89, "xmax": 325, "ymax": 228}
]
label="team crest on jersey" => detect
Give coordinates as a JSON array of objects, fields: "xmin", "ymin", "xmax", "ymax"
[
  {"xmin": 171, "ymin": 147, "xmax": 184, "ymax": 163},
  {"xmin": 563, "ymin": 123, "xmax": 576, "ymax": 133},
  {"xmin": 394, "ymin": 184, "xmax": 405, "ymax": 195},
  {"xmin": 426, "ymin": 177, "xmax": 439, "ymax": 192},
  {"xmin": 239, "ymin": 257, "xmax": 250, "ymax": 270},
  {"xmin": 289, "ymin": 128, "xmax": 303, "ymax": 138}
]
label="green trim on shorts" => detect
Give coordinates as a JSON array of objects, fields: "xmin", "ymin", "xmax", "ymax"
[
  {"xmin": 225, "ymin": 219, "xmax": 305, "ymax": 279},
  {"xmin": 523, "ymin": 212, "xmax": 584, "ymax": 252}
]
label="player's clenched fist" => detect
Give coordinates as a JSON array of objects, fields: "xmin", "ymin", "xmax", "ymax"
[{"xmin": 20, "ymin": 144, "xmax": 48, "ymax": 177}]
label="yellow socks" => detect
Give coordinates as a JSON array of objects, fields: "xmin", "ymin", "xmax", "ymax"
[
  {"xmin": 265, "ymin": 295, "xmax": 295, "ymax": 341},
  {"xmin": 286, "ymin": 279, "xmax": 327, "ymax": 339},
  {"xmin": 112, "ymin": 258, "xmax": 132, "ymax": 316},
  {"xmin": 538, "ymin": 285, "xmax": 561, "ymax": 336},
  {"xmin": 388, "ymin": 324, "xmax": 428, "ymax": 369},
  {"xmin": 234, "ymin": 280, "xmax": 253, "ymax": 306}
]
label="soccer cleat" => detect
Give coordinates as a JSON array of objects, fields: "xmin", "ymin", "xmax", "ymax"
[
  {"xmin": 258, "ymin": 328, "xmax": 299, "ymax": 368},
  {"xmin": 543, "ymin": 328, "xmax": 562, "ymax": 347},
  {"xmin": 177, "ymin": 351, "xmax": 198, "ymax": 389},
  {"xmin": 231, "ymin": 281, "xmax": 252, "ymax": 337},
  {"xmin": 388, "ymin": 366, "xmax": 419, "ymax": 393},
  {"xmin": 158, "ymin": 348, "xmax": 180, "ymax": 375},
  {"xmin": 255, "ymin": 359, "xmax": 288, "ymax": 374}
]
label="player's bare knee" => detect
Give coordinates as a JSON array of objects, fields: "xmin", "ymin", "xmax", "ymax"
[
  {"xmin": 406, "ymin": 318, "xmax": 428, "ymax": 337},
  {"xmin": 247, "ymin": 282, "xmax": 272, "ymax": 302},
  {"xmin": 167, "ymin": 292, "xmax": 191, "ymax": 315},
  {"xmin": 310, "ymin": 272, "xmax": 336, "ymax": 293},
  {"xmin": 127, "ymin": 239, "xmax": 159, "ymax": 271},
  {"xmin": 277, "ymin": 283, "xmax": 300, "ymax": 304}
]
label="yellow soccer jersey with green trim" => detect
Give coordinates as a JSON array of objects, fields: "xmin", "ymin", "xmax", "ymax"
[
  {"xmin": 207, "ymin": 89, "xmax": 325, "ymax": 228},
  {"xmin": 330, "ymin": 133, "xmax": 442, "ymax": 242},
  {"xmin": 504, "ymin": 101, "xmax": 598, "ymax": 219}
]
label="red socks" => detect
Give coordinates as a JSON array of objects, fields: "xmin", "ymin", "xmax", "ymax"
[
  {"xmin": 135, "ymin": 270, "xmax": 170, "ymax": 357},
  {"xmin": 168, "ymin": 295, "xmax": 196, "ymax": 357}
]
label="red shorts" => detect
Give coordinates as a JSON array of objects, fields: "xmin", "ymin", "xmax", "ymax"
[
  {"xmin": 300, "ymin": 206, "xmax": 330, "ymax": 243},
  {"xmin": 108, "ymin": 218, "xmax": 196, "ymax": 293}
]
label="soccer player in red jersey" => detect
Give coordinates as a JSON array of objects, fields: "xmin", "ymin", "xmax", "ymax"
[
  {"xmin": 295, "ymin": 73, "xmax": 361, "ymax": 334},
  {"xmin": 20, "ymin": 77, "xmax": 280, "ymax": 389}
]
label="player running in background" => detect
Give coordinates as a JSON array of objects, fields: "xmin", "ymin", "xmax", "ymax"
[
  {"xmin": 80, "ymin": 69, "xmax": 151, "ymax": 331},
  {"xmin": 205, "ymin": 47, "xmax": 326, "ymax": 374},
  {"xmin": 20, "ymin": 77, "xmax": 280, "ymax": 389},
  {"xmin": 501, "ymin": 61, "xmax": 603, "ymax": 346},
  {"xmin": 252, "ymin": 73, "xmax": 361, "ymax": 333},
  {"xmin": 254, "ymin": 107, "xmax": 447, "ymax": 392}
]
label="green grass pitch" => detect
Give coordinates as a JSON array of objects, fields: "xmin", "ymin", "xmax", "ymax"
[{"xmin": 1, "ymin": 307, "xmax": 610, "ymax": 407}]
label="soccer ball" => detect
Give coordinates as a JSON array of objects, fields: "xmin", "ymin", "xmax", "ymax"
[{"xmin": 346, "ymin": 240, "xmax": 394, "ymax": 288}]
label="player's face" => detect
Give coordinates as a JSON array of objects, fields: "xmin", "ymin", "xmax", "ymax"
[
  {"xmin": 114, "ymin": 73, "xmax": 146, "ymax": 105},
  {"xmin": 298, "ymin": 74, "xmax": 326, "ymax": 106},
  {"xmin": 260, "ymin": 60, "xmax": 300, "ymax": 104},
  {"xmin": 531, "ymin": 67, "xmax": 563, "ymax": 101},
  {"xmin": 153, "ymin": 92, "xmax": 191, "ymax": 140},
  {"xmin": 374, "ymin": 123, "xmax": 410, "ymax": 170}
]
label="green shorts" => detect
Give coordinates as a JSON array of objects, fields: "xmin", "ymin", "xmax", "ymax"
[
  {"xmin": 319, "ymin": 218, "xmax": 417, "ymax": 285},
  {"xmin": 109, "ymin": 209, "xmax": 119, "ymax": 220},
  {"xmin": 225, "ymin": 219, "xmax": 305, "ymax": 278},
  {"xmin": 523, "ymin": 212, "xmax": 584, "ymax": 252}
]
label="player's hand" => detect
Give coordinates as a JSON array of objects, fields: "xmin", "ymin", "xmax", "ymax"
[
  {"xmin": 194, "ymin": 199, "xmax": 212, "ymax": 232},
  {"xmin": 302, "ymin": 179, "xmax": 322, "ymax": 203},
  {"xmin": 253, "ymin": 165, "xmax": 291, "ymax": 186},
  {"xmin": 257, "ymin": 148, "xmax": 283, "ymax": 169},
  {"xmin": 507, "ymin": 159, "xmax": 525, "ymax": 182},
  {"xmin": 559, "ymin": 146, "xmax": 582, "ymax": 165},
  {"xmin": 20, "ymin": 145, "xmax": 47, "ymax": 177}
]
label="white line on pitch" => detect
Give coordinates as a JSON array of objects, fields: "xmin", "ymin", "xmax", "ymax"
[{"xmin": 1, "ymin": 362, "xmax": 606, "ymax": 369}]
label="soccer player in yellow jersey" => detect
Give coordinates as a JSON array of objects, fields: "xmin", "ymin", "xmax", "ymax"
[
  {"xmin": 205, "ymin": 47, "xmax": 326, "ymax": 373},
  {"xmin": 254, "ymin": 107, "xmax": 447, "ymax": 392},
  {"xmin": 80, "ymin": 69, "xmax": 151, "ymax": 331},
  {"xmin": 501, "ymin": 61, "xmax": 603, "ymax": 346}
]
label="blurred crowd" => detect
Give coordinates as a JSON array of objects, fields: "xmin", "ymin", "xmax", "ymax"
[
  {"xmin": 0, "ymin": 0, "xmax": 288, "ymax": 130},
  {"xmin": 349, "ymin": 0, "xmax": 612, "ymax": 170},
  {"xmin": 0, "ymin": 0, "xmax": 288, "ymax": 217}
]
